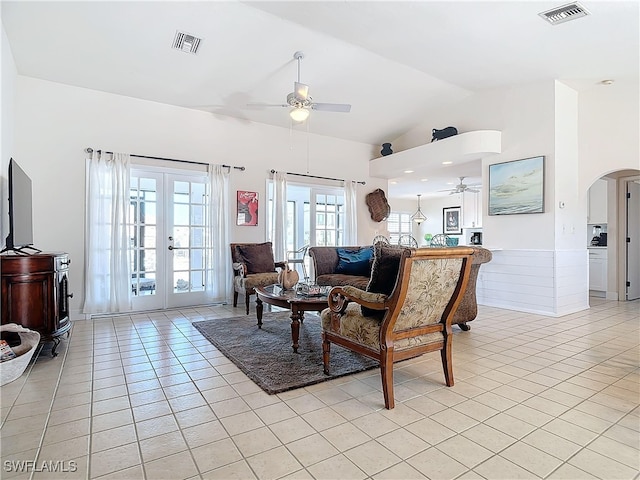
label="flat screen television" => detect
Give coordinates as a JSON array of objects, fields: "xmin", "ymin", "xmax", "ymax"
[{"xmin": 4, "ymin": 158, "xmax": 36, "ymax": 252}]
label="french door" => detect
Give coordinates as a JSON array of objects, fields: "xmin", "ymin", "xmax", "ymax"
[{"xmin": 130, "ymin": 168, "xmax": 209, "ymax": 310}]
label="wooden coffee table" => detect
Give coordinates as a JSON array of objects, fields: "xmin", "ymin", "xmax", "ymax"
[{"xmin": 255, "ymin": 285, "xmax": 329, "ymax": 353}]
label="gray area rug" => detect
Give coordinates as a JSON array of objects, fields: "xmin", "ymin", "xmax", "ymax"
[{"xmin": 193, "ymin": 312, "xmax": 379, "ymax": 394}]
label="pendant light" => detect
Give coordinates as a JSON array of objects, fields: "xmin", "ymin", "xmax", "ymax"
[{"xmin": 411, "ymin": 194, "xmax": 427, "ymax": 225}]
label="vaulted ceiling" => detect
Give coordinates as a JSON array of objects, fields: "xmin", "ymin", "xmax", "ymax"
[{"xmin": 2, "ymin": 1, "xmax": 638, "ymax": 197}]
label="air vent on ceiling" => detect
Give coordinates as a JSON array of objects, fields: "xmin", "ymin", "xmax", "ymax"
[
  {"xmin": 172, "ymin": 31, "xmax": 202, "ymax": 54},
  {"xmin": 538, "ymin": 2, "xmax": 590, "ymax": 25}
]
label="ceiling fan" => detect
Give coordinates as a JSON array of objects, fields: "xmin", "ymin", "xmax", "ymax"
[
  {"xmin": 250, "ymin": 51, "xmax": 351, "ymax": 122},
  {"xmin": 440, "ymin": 177, "xmax": 481, "ymax": 195}
]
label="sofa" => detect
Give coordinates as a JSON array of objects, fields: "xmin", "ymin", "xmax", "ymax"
[
  {"xmin": 309, "ymin": 244, "xmax": 492, "ymax": 330},
  {"xmin": 308, "ymin": 246, "xmax": 373, "ymax": 290}
]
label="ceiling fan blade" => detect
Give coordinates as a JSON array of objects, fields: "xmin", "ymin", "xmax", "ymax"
[
  {"xmin": 246, "ymin": 103, "xmax": 288, "ymax": 109},
  {"xmin": 295, "ymin": 82, "xmax": 309, "ymax": 101},
  {"xmin": 311, "ymin": 102, "xmax": 351, "ymax": 113},
  {"xmin": 467, "ymin": 188, "xmax": 480, "ymax": 193}
]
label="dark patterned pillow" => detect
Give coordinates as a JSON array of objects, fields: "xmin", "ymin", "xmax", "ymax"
[
  {"xmin": 237, "ymin": 242, "xmax": 276, "ymax": 274},
  {"xmin": 335, "ymin": 247, "xmax": 373, "ymax": 276},
  {"xmin": 362, "ymin": 244, "xmax": 409, "ymax": 317}
]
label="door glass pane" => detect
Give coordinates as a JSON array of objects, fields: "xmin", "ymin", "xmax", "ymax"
[
  {"xmin": 173, "ymin": 248, "xmax": 189, "ymax": 271},
  {"xmin": 174, "ymin": 271, "xmax": 190, "ymax": 293},
  {"xmin": 174, "ymin": 204, "xmax": 189, "ymax": 225},
  {"xmin": 191, "ymin": 249, "xmax": 204, "ymax": 269},
  {"xmin": 191, "ymin": 227, "xmax": 205, "ymax": 247},
  {"xmin": 173, "ymin": 226, "xmax": 189, "ymax": 249},
  {"xmin": 190, "ymin": 271, "xmax": 204, "ymax": 292},
  {"xmin": 191, "ymin": 205, "xmax": 204, "ymax": 225},
  {"xmin": 191, "ymin": 183, "xmax": 205, "ymax": 203}
]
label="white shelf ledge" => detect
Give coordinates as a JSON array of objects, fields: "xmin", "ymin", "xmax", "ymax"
[{"xmin": 369, "ymin": 130, "xmax": 502, "ymax": 179}]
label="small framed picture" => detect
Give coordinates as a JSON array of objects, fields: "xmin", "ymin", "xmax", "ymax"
[
  {"xmin": 443, "ymin": 206, "xmax": 462, "ymax": 235},
  {"xmin": 237, "ymin": 191, "xmax": 258, "ymax": 226}
]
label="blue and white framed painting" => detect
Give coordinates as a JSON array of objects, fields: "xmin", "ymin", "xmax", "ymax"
[{"xmin": 488, "ymin": 156, "xmax": 544, "ymax": 215}]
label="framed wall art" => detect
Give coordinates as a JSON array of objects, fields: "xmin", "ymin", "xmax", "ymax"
[
  {"xmin": 489, "ymin": 156, "xmax": 545, "ymax": 215},
  {"xmin": 443, "ymin": 206, "xmax": 462, "ymax": 235},
  {"xmin": 237, "ymin": 191, "xmax": 258, "ymax": 226}
]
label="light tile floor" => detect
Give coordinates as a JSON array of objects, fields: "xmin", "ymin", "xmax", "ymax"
[{"xmin": 1, "ymin": 298, "xmax": 638, "ymax": 480}]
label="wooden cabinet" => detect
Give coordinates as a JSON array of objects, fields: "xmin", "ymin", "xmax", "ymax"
[
  {"xmin": 462, "ymin": 191, "xmax": 482, "ymax": 228},
  {"xmin": 588, "ymin": 179, "xmax": 608, "ymax": 224},
  {"xmin": 588, "ymin": 248, "xmax": 607, "ymax": 292},
  {"xmin": 1, "ymin": 253, "xmax": 72, "ymax": 356}
]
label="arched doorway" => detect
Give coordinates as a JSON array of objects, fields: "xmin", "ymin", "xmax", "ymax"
[{"xmin": 587, "ymin": 169, "xmax": 640, "ymax": 304}]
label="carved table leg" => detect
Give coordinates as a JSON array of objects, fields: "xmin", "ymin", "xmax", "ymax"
[
  {"xmin": 290, "ymin": 309, "xmax": 303, "ymax": 353},
  {"xmin": 256, "ymin": 298, "xmax": 263, "ymax": 328}
]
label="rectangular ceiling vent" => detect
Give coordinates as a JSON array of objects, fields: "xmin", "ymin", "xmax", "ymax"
[
  {"xmin": 539, "ymin": 3, "xmax": 590, "ymax": 25},
  {"xmin": 172, "ymin": 31, "xmax": 202, "ymax": 54}
]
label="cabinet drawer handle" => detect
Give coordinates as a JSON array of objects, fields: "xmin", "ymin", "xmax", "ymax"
[
  {"xmin": 61, "ymin": 260, "xmax": 71, "ymax": 265},
  {"xmin": 67, "ymin": 292, "xmax": 74, "ymax": 299}
]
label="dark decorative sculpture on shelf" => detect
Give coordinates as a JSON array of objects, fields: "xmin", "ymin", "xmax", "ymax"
[
  {"xmin": 380, "ymin": 143, "xmax": 393, "ymax": 156},
  {"xmin": 365, "ymin": 188, "xmax": 391, "ymax": 222},
  {"xmin": 431, "ymin": 126, "xmax": 458, "ymax": 142}
]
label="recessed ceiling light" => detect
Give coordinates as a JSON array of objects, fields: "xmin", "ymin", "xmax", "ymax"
[
  {"xmin": 600, "ymin": 79, "xmax": 615, "ymax": 85},
  {"xmin": 442, "ymin": 161, "xmax": 453, "ymax": 165},
  {"xmin": 404, "ymin": 170, "xmax": 414, "ymax": 174},
  {"xmin": 420, "ymin": 178, "xmax": 428, "ymax": 182},
  {"xmin": 390, "ymin": 181, "xmax": 398, "ymax": 184}
]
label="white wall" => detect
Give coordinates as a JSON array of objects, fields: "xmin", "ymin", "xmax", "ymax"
[
  {"xmin": 579, "ymin": 80, "xmax": 640, "ymax": 189},
  {"xmin": 1, "ymin": 23, "xmax": 17, "ymax": 242},
  {"xmin": 391, "ymin": 79, "xmax": 640, "ymax": 315},
  {"xmin": 11, "ymin": 76, "xmax": 384, "ymax": 317},
  {"xmin": 394, "ymin": 81, "xmax": 558, "ymax": 251}
]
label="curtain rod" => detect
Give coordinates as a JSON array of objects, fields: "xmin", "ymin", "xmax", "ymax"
[
  {"xmin": 270, "ymin": 169, "xmax": 366, "ymax": 185},
  {"xmin": 85, "ymin": 147, "xmax": 245, "ymax": 171}
]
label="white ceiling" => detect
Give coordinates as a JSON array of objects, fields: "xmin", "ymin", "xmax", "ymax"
[{"xmin": 2, "ymin": 1, "xmax": 638, "ymax": 198}]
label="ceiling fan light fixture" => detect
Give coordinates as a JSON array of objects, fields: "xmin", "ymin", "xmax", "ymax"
[
  {"xmin": 290, "ymin": 107, "xmax": 310, "ymax": 122},
  {"xmin": 411, "ymin": 194, "xmax": 427, "ymax": 225}
]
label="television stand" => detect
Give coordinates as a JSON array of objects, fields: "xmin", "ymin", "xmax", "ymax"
[{"xmin": 1, "ymin": 252, "xmax": 72, "ymax": 356}]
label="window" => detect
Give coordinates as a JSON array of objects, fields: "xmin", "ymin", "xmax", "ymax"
[
  {"xmin": 268, "ymin": 182, "xmax": 345, "ymax": 248},
  {"xmin": 387, "ymin": 212, "xmax": 413, "ymax": 245}
]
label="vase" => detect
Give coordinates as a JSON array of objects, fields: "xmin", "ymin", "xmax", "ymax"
[
  {"xmin": 278, "ymin": 267, "xmax": 299, "ymax": 290},
  {"xmin": 381, "ymin": 143, "xmax": 393, "ymax": 156}
]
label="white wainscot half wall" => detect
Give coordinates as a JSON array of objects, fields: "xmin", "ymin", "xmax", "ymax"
[{"xmin": 477, "ymin": 249, "xmax": 589, "ymax": 317}]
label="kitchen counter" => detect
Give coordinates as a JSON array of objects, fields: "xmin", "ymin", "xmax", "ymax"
[{"xmin": 588, "ymin": 246, "xmax": 608, "ymax": 249}]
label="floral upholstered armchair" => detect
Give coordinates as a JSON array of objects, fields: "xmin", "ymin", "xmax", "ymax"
[
  {"xmin": 321, "ymin": 245, "xmax": 473, "ymax": 409},
  {"xmin": 230, "ymin": 242, "xmax": 285, "ymax": 314}
]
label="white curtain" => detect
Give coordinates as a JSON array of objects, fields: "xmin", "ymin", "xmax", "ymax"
[
  {"xmin": 344, "ymin": 180, "xmax": 358, "ymax": 245},
  {"xmin": 271, "ymin": 171, "xmax": 288, "ymax": 262},
  {"xmin": 206, "ymin": 164, "xmax": 231, "ymax": 302},
  {"xmin": 83, "ymin": 151, "xmax": 132, "ymax": 314}
]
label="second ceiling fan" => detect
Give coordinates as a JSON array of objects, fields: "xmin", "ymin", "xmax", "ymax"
[
  {"xmin": 253, "ymin": 51, "xmax": 351, "ymax": 122},
  {"xmin": 440, "ymin": 177, "xmax": 481, "ymax": 194}
]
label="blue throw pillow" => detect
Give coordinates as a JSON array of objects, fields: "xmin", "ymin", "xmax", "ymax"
[{"xmin": 335, "ymin": 247, "xmax": 373, "ymax": 276}]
